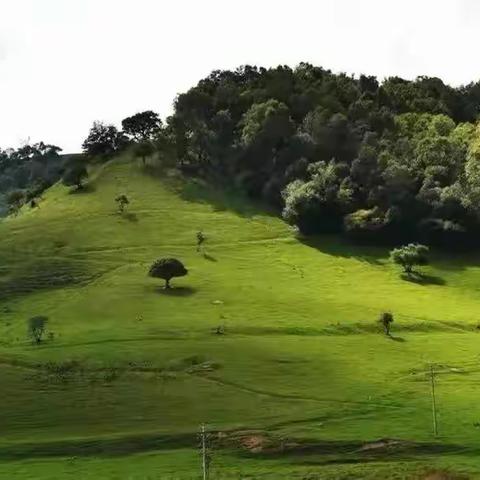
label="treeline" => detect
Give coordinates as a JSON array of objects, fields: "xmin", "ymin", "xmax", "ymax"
[
  {"xmin": 5, "ymin": 63, "xmax": 480, "ymax": 250},
  {"xmin": 0, "ymin": 143, "xmax": 65, "ymax": 214},
  {"xmin": 166, "ymin": 64, "xmax": 480, "ymax": 249},
  {"xmin": 0, "ymin": 111, "xmax": 169, "ymax": 212}
]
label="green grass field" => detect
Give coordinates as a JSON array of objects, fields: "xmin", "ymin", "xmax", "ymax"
[{"xmin": 1, "ymin": 156, "xmax": 480, "ymax": 479}]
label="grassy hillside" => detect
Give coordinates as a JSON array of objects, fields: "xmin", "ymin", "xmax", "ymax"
[{"xmin": 1, "ymin": 156, "xmax": 480, "ymax": 479}]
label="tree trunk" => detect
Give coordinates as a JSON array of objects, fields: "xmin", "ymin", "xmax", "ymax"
[{"xmin": 165, "ymin": 278, "xmax": 171, "ymax": 289}]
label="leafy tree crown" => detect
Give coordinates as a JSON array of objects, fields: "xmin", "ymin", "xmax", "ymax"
[
  {"xmin": 390, "ymin": 243, "xmax": 429, "ymax": 272},
  {"xmin": 122, "ymin": 111, "xmax": 162, "ymax": 142},
  {"xmin": 148, "ymin": 258, "xmax": 188, "ymax": 281}
]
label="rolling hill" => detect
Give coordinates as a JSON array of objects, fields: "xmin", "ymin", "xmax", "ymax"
[{"xmin": 1, "ymin": 155, "xmax": 480, "ymax": 479}]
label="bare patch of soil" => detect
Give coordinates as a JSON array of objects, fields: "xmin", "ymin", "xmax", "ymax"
[{"xmin": 418, "ymin": 470, "xmax": 470, "ymax": 480}]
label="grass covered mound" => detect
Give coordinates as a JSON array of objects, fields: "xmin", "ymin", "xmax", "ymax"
[{"xmin": 1, "ymin": 156, "xmax": 480, "ymax": 479}]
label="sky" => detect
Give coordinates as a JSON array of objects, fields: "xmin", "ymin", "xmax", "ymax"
[{"xmin": 1, "ymin": 0, "xmax": 480, "ymax": 153}]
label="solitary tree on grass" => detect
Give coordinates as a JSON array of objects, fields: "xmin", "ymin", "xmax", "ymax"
[
  {"xmin": 28, "ymin": 316, "xmax": 48, "ymax": 344},
  {"xmin": 196, "ymin": 230, "xmax": 206, "ymax": 252},
  {"xmin": 148, "ymin": 258, "xmax": 188, "ymax": 289},
  {"xmin": 379, "ymin": 312, "xmax": 394, "ymax": 336},
  {"xmin": 115, "ymin": 194, "xmax": 129, "ymax": 213},
  {"xmin": 390, "ymin": 243, "xmax": 429, "ymax": 276}
]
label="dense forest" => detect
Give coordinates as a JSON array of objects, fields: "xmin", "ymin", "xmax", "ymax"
[
  {"xmin": 168, "ymin": 64, "xmax": 480, "ymax": 248},
  {"xmin": 4, "ymin": 63, "xmax": 480, "ymax": 248},
  {"xmin": 0, "ymin": 143, "xmax": 65, "ymax": 215}
]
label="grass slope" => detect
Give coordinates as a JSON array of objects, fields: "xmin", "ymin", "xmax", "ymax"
[{"xmin": 1, "ymin": 156, "xmax": 480, "ymax": 479}]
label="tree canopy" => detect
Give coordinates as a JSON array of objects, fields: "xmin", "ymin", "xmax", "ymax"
[
  {"xmin": 28, "ymin": 315, "xmax": 48, "ymax": 344},
  {"xmin": 115, "ymin": 194, "xmax": 129, "ymax": 213},
  {"xmin": 62, "ymin": 162, "xmax": 88, "ymax": 190},
  {"xmin": 5, "ymin": 63, "xmax": 480, "ymax": 250},
  {"xmin": 148, "ymin": 258, "xmax": 188, "ymax": 289},
  {"xmin": 0, "ymin": 142, "xmax": 63, "ymax": 215},
  {"xmin": 7, "ymin": 189, "xmax": 25, "ymax": 216},
  {"xmin": 379, "ymin": 312, "xmax": 394, "ymax": 336},
  {"xmin": 390, "ymin": 244, "xmax": 429, "ymax": 274},
  {"xmin": 122, "ymin": 111, "xmax": 162, "ymax": 142},
  {"xmin": 82, "ymin": 122, "xmax": 127, "ymax": 159},
  {"xmin": 165, "ymin": 64, "xmax": 480, "ymax": 248}
]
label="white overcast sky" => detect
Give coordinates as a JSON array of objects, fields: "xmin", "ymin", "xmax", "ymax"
[{"xmin": 0, "ymin": 0, "xmax": 479, "ymax": 153}]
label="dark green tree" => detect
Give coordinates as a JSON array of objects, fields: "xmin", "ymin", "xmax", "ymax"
[
  {"xmin": 132, "ymin": 141, "xmax": 155, "ymax": 165},
  {"xmin": 0, "ymin": 142, "xmax": 63, "ymax": 213},
  {"xmin": 115, "ymin": 194, "xmax": 129, "ymax": 213},
  {"xmin": 121, "ymin": 111, "xmax": 162, "ymax": 142},
  {"xmin": 7, "ymin": 190, "xmax": 25, "ymax": 216},
  {"xmin": 82, "ymin": 121, "xmax": 127, "ymax": 158},
  {"xmin": 196, "ymin": 230, "xmax": 206, "ymax": 252},
  {"xmin": 282, "ymin": 161, "xmax": 353, "ymax": 234},
  {"xmin": 379, "ymin": 312, "xmax": 394, "ymax": 336},
  {"xmin": 28, "ymin": 316, "xmax": 48, "ymax": 344},
  {"xmin": 63, "ymin": 164, "xmax": 88, "ymax": 190},
  {"xmin": 148, "ymin": 258, "xmax": 188, "ymax": 289},
  {"xmin": 390, "ymin": 244, "xmax": 429, "ymax": 275}
]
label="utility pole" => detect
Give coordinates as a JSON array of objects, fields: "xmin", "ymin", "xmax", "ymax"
[
  {"xmin": 199, "ymin": 423, "xmax": 211, "ymax": 480},
  {"xmin": 430, "ymin": 364, "xmax": 438, "ymax": 437},
  {"xmin": 201, "ymin": 424, "xmax": 207, "ymax": 480}
]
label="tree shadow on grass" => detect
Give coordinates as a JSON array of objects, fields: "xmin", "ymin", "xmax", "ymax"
[
  {"xmin": 68, "ymin": 184, "xmax": 95, "ymax": 195},
  {"xmin": 401, "ymin": 272, "xmax": 446, "ymax": 286},
  {"xmin": 140, "ymin": 160, "xmax": 169, "ymax": 178},
  {"xmin": 299, "ymin": 235, "xmax": 387, "ymax": 266},
  {"xmin": 178, "ymin": 178, "xmax": 278, "ymax": 219},
  {"xmin": 155, "ymin": 286, "xmax": 197, "ymax": 297},
  {"xmin": 203, "ymin": 253, "xmax": 217, "ymax": 262},
  {"xmin": 389, "ymin": 335, "xmax": 406, "ymax": 343},
  {"xmin": 300, "ymin": 235, "xmax": 477, "ymax": 274},
  {"xmin": 121, "ymin": 212, "xmax": 138, "ymax": 223},
  {"xmin": 0, "ymin": 432, "xmax": 195, "ymax": 460},
  {"xmin": 140, "ymin": 166, "xmax": 263, "ymax": 218}
]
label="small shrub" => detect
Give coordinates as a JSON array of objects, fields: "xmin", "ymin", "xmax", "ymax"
[
  {"xmin": 28, "ymin": 316, "xmax": 48, "ymax": 344},
  {"xmin": 41, "ymin": 360, "xmax": 82, "ymax": 383},
  {"xmin": 196, "ymin": 230, "xmax": 206, "ymax": 252},
  {"xmin": 115, "ymin": 194, "xmax": 130, "ymax": 213},
  {"xmin": 379, "ymin": 312, "xmax": 394, "ymax": 336},
  {"xmin": 103, "ymin": 368, "xmax": 120, "ymax": 383},
  {"xmin": 213, "ymin": 325, "xmax": 225, "ymax": 335}
]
